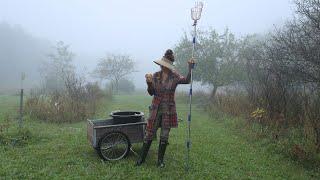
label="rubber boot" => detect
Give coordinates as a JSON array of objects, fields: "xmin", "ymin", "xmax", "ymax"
[
  {"xmin": 157, "ymin": 140, "xmax": 168, "ymax": 168},
  {"xmin": 136, "ymin": 140, "xmax": 152, "ymax": 166}
]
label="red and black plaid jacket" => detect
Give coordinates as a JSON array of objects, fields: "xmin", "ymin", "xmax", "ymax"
[{"xmin": 146, "ymin": 70, "xmax": 191, "ymax": 133}]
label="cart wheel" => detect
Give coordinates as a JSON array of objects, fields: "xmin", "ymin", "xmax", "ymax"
[{"xmin": 98, "ymin": 132, "xmax": 130, "ymax": 161}]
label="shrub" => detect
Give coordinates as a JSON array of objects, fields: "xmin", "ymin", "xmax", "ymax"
[
  {"xmin": 175, "ymin": 90, "xmax": 210, "ymax": 109},
  {"xmin": 214, "ymin": 91, "xmax": 251, "ymax": 117},
  {"xmin": 25, "ymin": 76, "xmax": 106, "ymax": 123}
]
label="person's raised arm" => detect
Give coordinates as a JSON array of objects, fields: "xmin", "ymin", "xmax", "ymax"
[{"xmin": 177, "ymin": 59, "xmax": 196, "ymax": 84}]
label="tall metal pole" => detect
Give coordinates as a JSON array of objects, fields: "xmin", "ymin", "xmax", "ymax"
[{"xmin": 186, "ymin": 2, "xmax": 203, "ymax": 171}]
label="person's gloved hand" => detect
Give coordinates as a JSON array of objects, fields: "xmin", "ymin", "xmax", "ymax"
[
  {"xmin": 188, "ymin": 58, "xmax": 196, "ymax": 70},
  {"xmin": 145, "ymin": 74, "xmax": 153, "ymax": 83}
]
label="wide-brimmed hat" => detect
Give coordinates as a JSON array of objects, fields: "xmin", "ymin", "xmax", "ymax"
[{"xmin": 153, "ymin": 57, "xmax": 175, "ymax": 71}]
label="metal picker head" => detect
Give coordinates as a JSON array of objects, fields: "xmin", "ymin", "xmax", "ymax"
[
  {"xmin": 191, "ymin": 1, "xmax": 203, "ymax": 21},
  {"xmin": 195, "ymin": 1, "xmax": 204, "ymax": 10}
]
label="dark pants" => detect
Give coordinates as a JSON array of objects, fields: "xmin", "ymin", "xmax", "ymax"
[{"xmin": 145, "ymin": 105, "xmax": 170, "ymax": 142}]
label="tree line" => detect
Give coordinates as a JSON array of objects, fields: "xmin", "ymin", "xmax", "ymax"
[
  {"xmin": 26, "ymin": 41, "xmax": 136, "ymax": 123},
  {"xmin": 174, "ymin": 0, "xmax": 320, "ymax": 155},
  {"xmin": 0, "ymin": 23, "xmax": 51, "ymax": 92}
]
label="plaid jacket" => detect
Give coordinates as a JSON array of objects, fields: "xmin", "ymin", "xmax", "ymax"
[{"xmin": 146, "ymin": 70, "xmax": 191, "ymax": 133}]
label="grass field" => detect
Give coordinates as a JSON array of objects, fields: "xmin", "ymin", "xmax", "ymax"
[{"xmin": 0, "ymin": 94, "xmax": 319, "ymax": 179}]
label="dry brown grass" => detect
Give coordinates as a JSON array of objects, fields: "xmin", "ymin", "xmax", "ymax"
[{"xmin": 25, "ymin": 82, "xmax": 107, "ymax": 123}]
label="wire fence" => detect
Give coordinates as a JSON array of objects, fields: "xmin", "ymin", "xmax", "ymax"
[{"xmin": 0, "ymin": 91, "xmax": 25, "ymax": 127}]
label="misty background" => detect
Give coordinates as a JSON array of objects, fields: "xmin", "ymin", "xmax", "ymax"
[{"xmin": 0, "ymin": 0, "xmax": 293, "ymax": 92}]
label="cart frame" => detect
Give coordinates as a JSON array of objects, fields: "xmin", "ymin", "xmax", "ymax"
[{"xmin": 87, "ymin": 117, "xmax": 147, "ymax": 161}]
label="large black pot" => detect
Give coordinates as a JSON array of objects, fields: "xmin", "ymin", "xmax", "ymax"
[{"xmin": 110, "ymin": 111, "xmax": 144, "ymax": 124}]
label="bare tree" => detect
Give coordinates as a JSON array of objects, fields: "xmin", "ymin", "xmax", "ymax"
[
  {"xmin": 27, "ymin": 41, "xmax": 105, "ymax": 123},
  {"xmin": 40, "ymin": 41, "xmax": 75, "ymax": 92},
  {"xmin": 93, "ymin": 53, "xmax": 135, "ymax": 93},
  {"xmin": 240, "ymin": 0, "xmax": 320, "ymax": 151}
]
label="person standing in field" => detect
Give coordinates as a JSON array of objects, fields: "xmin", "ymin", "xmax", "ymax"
[{"xmin": 136, "ymin": 49, "xmax": 195, "ymax": 167}]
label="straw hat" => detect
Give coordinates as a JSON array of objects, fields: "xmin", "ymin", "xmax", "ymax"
[
  {"xmin": 153, "ymin": 57, "xmax": 175, "ymax": 71},
  {"xmin": 153, "ymin": 49, "xmax": 175, "ymax": 70}
]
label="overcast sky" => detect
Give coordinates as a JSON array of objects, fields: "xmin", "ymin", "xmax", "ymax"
[{"xmin": 0, "ymin": 0, "xmax": 294, "ymax": 89}]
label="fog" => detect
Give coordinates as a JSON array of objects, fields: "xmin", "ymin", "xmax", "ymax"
[{"xmin": 0, "ymin": 0, "xmax": 293, "ymax": 92}]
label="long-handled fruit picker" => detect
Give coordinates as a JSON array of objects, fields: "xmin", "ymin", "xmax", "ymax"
[{"xmin": 186, "ymin": 1, "xmax": 204, "ymax": 172}]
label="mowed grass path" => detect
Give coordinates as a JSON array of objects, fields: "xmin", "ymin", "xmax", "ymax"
[{"xmin": 0, "ymin": 95, "xmax": 319, "ymax": 179}]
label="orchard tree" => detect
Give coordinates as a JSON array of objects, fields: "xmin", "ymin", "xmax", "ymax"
[
  {"xmin": 270, "ymin": 0, "xmax": 320, "ymax": 84},
  {"xmin": 174, "ymin": 29, "xmax": 246, "ymax": 100},
  {"xmin": 93, "ymin": 53, "xmax": 135, "ymax": 93},
  {"xmin": 40, "ymin": 41, "xmax": 75, "ymax": 92}
]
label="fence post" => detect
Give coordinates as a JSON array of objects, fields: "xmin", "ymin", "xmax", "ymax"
[
  {"xmin": 19, "ymin": 72, "xmax": 25, "ymax": 128},
  {"xmin": 19, "ymin": 88, "xmax": 23, "ymax": 128}
]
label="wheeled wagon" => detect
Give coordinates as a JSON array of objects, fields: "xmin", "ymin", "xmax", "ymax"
[{"xmin": 87, "ymin": 111, "xmax": 147, "ymax": 161}]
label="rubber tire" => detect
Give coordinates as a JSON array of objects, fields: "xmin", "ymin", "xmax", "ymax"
[{"xmin": 97, "ymin": 131, "xmax": 131, "ymax": 161}]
